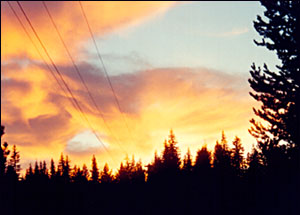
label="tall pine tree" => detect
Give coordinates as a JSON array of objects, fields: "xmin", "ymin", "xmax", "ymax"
[
  {"xmin": 248, "ymin": 1, "xmax": 300, "ymax": 162},
  {"xmin": 8, "ymin": 145, "xmax": 21, "ymax": 179},
  {"xmin": 91, "ymin": 155, "xmax": 99, "ymax": 183}
]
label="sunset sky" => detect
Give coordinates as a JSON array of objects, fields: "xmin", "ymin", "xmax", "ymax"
[{"xmin": 1, "ymin": 1, "xmax": 280, "ymax": 173}]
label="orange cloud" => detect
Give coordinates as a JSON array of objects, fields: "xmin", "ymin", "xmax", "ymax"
[
  {"xmin": 2, "ymin": 58, "xmax": 256, "ymax": 172},
  {"xmin": 1, "ymin": 1, "xmax": 176, "ymax": 63}
]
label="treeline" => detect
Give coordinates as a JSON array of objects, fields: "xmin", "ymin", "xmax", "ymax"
[
  {"xmin": 1, "ymin": 126, "xmax": 299, "ymax": 215},
  {"xmin": 0, "ymin": 128, "xmax": 276, "ymax": 184}
]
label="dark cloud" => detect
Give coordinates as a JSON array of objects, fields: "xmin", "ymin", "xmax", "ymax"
[
  {"xmin": 2, "ymin": 78, "xmax": 32, "ymax": 94},
  {"xmin": 28, "ymin": 112, "xmax": 72, "ymax": 142}
]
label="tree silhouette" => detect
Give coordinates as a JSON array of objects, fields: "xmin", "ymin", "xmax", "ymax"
[
  {"xmin": 162, "ymin": 130, "xmax": 181, "ymax": 172},
  {"xmin": 91, "ymin": 155, "xmax": 99, "ymax": 183},
  {"xmin": 25, "ymin": 163, "xmax": 34, "ymax": 181},
  {"xmin": 0, "ymin": 125, "xmax": 298, "ymax": 215},
  {"xmin": 50, "ymin": 158, "xmax": 56, "ymax": 180},
  {"xmin": 116, "ymin": 156, "xmax": 145, "ymax": 183},
  {"xmin": 248, "ymin": 1, "xmax": 300, "ymax": 165},
  {"xmin": 62, "ymin": 155, "xmax": 71, "ymax": 182},
  {"xmin": 213, "ymin": 132, "xmax": 231, "ymax": 171},
  {"xmin": 57, "ymin": 153, "xmax": 65, "ymax": 177},
  {"xmin": 147, "ymin": 151, "xmax": 163, "ymax": 183},
  {"xmin": 100, "ymin": 163, "xmax": 113, "ymax": 183},
  {"xmin": 182, "ymin": 148, "xmax": 193, "ymax": 174},
  {"xmin": 247, "ymin": 147, "xmax": 263, "ymax": 178},
  {"xmin": 8, "ymin": 145, "xmax": 21, "ymax": 179},
  {"xmin": 34, "ymin": 161, "xmax": 39, "ymax": 177},
  {"xmin": 82, "ymin": 164, "xmax": 89, "ymax": 181},
  {"xmin": 0, "ymin": 125, "xmax": 10, "ymax": 178},
  {"xmin": 131, "ymin": 159, "xmax": 145, "ymax": 183},
  {"xmin": 231, "ymin": 136, "xmax": 244, "ymax": 176},
  {"xmin": 194, "ymin": 145, "xmax": 211, "ymax": 173},
  {"xmin": 71, "ymin": 165, "xmax": 85, "ymax": 183}
]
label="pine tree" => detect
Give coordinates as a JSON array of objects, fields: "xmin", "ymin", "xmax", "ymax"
[
  {"xmin": 231, "ymin": 136, "xmax": 245, "ymax": 176},
  {"xmin": 0, "ymin": 125, "xmax": 10, "ymax": 179},
  {"xmin": 63, "ymin": 155, "xmax": 71, "ymax": 182},
  {"xmin": 247, "ymin": 147, "xmax": 264, "ymax": 181},
  {"xmin": 42, "ymin": 160, "xmax": 48, "ymax": 180},
  {"xmin": 34, "ymin": 161, "xmax": 39, "ymax": 177},
  {"xmin": 147, "ymin": 151, "xmax": 163, "ymax": 182},
  {"xmin": 8, "ymin": 145, "xmax": 21, "ymax": 178},
  {"xmin": 248, "ymin": 1, "xmax": 300, "ymax": 162},
  {"xmin": 132, "ymin": 159, "xmax": 145, "ymax": 183},
  {"xmin": 100, "ymin": 163, "xmax": 113, "ymax": 183},
  {"xmin": 25, "ymin": 163, "xmax": 34, "ymax": 181},
  {"xmin": 116, "ymin": 162, "xmax": 127, "ymax": 183},
  {"xmin": 57, "ymin": 153, "xmax": 65, "ymax": 177},
  {"xmin": 50, "ymin": 158, "xmax": 56, "ymax": 180},
  {"xmin": 162, "ymin": 129, "xmax": 181, "ymax": 172},
  {"xmin": 82, "ymin": 164, "xmax": 89, "ymax": 181},
  {"xmin": 213, "ymin": 132, "xmax": 231, "ymax": 171},
  {"xmin": 116, "ymin": 156, "xmax": 132, "ymax": 183},
  {"xmin": 194, "ymin": 145, "xmax": 211, "ymax": 172},
  {"xmin": 91, "ymin": 155, "xmax": 99, "ymax": 182},
  {"xmin": 182, "ymin": 148, "xmax": 193, "ymax": 174},
  {"xmin": 0, "ymin": 125, "xmax": 10, "ymax": 178},
  {"xmin": 39, "ymin": 161, "xmax": 43, "ymax": 175}
]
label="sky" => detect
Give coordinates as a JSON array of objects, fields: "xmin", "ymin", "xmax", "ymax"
[{"xmin": 1, "ymin": 1, "xmax": 280, "ymax": 173}]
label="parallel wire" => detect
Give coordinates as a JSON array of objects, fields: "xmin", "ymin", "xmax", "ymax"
[
  {"xmin": 42, "ymin": 1, "xmax": 127, "ymax": 154},
  {"xmin": 15, "ymin": 1, "xmax": 117, "ymax": 165},
  {"xmin": 6, "ymin": 1, "xmax": 78, "ymax": 112},
  {"xmin": 78, "ymin": 1, "xmax": 135, "ymax": 145}
]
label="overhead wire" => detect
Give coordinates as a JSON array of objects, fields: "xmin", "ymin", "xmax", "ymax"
[
  {"xmin": 15, "ymin": 1, "xmax": 117, "ymax": 165},
  {"xmin": 6, "ymin": 1, "xmax": 78, "ymax": 112},
  {"xmin": 78, "ymin": 1, "xmax": 135, "ymax": 145},
  {"xmin": 42, "ymin": 1, "xmax": 127, "ymax": 154}
]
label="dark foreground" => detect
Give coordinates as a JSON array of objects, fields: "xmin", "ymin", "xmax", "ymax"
[{"xmin": 1, "ymin": 173, "xmax": 299, "ymax": 215}]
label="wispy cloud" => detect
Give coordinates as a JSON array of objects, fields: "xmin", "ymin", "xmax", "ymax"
[
  {"xmin": 193, "ymin": 27, "xmax": 249, "ymax": 38},
  {"xmin": 218, "ymin": 27, "xmax": 249, "ymax": 37}
]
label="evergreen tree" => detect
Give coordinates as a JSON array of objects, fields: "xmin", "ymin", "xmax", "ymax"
[
  {"xmin": 57, "ymin": 153, "xmax": 65, "ymax": 177},
  {"xmin": 248, "ymin": 1, "xmax": 300, "ymax": 164},
  {"xmin": 42, "ymin": 160, "xmax": 48, "ymax": 180},
  {"xmin": 34, "ymin": 161, "xmax": 39, "ymax": 177},
  {"xmin": 50, "ymin": 158, "xmax": 56, "ymax": 180},
  {"xmin": 0, "ymin": 125, "xmax": 10, "ymax": 178},
  {"xmin": 182, "ymin": 148, "xmax": 193, "ymax": 174},
  {"xmin": 194, "ymin": 145, "xmax": 211, "ymax": 172},
  {"xmin": 147, "ymin": 151, "xmax": 163, "ymax": 182},
  {"xmin": 231, "ymin": 136, "xmax": 244, "ymax": 176},
  {"xmin": 72, "ymin": 165, "xmax": 83, "ymax": 183},
  {"xmin": 162, "ymin": 129, "xmax": 181, "ymax": 172},
  {"xmin": 8, "ymin": 145, "xmax": 21, "ymax": 178},
  {"xmin": 25, "ymin": 163, "xmax": 34, "ymax": 181},
  {"xmin": 91, "ymin": 155, "xmax": 99, "ymax": 182},
  {"xmin": 116, "ymin": 156, "xmax": 132, "ymax": 183},
  {"xmin": 100, "ymin": 163, "xmax": 113, "ymax": 183},
  {"xmin": 82, "ymin": 164, "xmax": 89, "ymax": 181},
  {"xmin": 63, "ymin": 155, "xmax": 71, "ymax": 182},
  {"xmin": 132, "ymin": 159, "xmax": 145, "ymax": 183},
  {"xmin": 213, "ymin": 132, "xmax": 231, "ymax": 171},
  {"xmin": 39, "ymin": 161, "xmax": 43, "ymax": 175},
  {"xmin": 247, "ymin": 147, "xmax": 263, "ymax": 175}
]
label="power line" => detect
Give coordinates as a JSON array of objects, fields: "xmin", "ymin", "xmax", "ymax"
[
  {"xmin": 42, "ymin": 1, "xmax": 127, "ymax": 154},
  {"xmin": 6, "ymin": 1, "xmax": 78, "ymax": 112},
  {"xmin": 15, "ymin": 1, "xmax": 117, "ymax": 165},
  {"xmin": 78, "ymin": 1, "xmax": 135, "ymax": 145}
]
